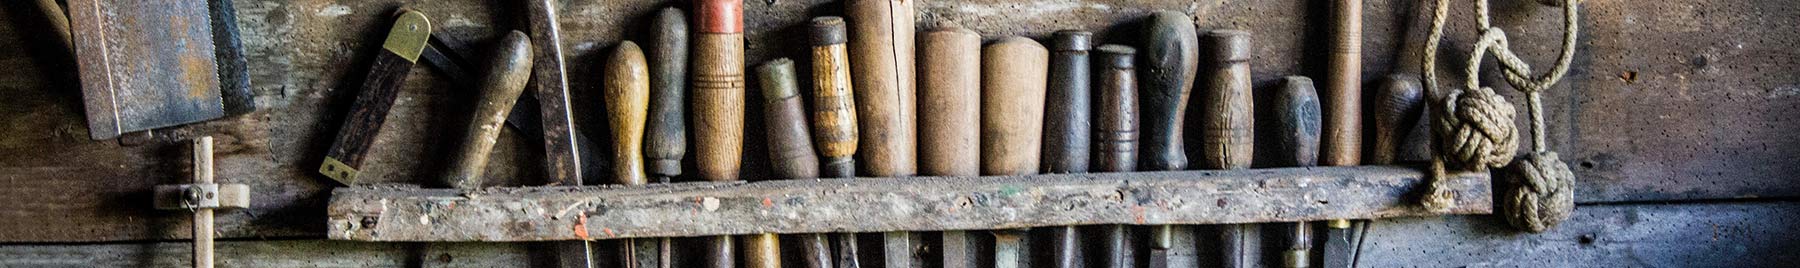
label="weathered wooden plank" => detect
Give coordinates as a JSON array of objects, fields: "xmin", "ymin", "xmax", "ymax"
[
  {"xmin": 1357, "ymin": 201, "xmax": 1800, "ymax": 267},
  {"xmin": 325, "ymin": 166, "xmax": 1490, "ymax": 241},
  {"xmin": 0, "ymin": 240, "xmax": 532, "ymax": 268},
  {"xmin": 0, "ymin": 0, "xmax": 1797, "ymax": 243}
]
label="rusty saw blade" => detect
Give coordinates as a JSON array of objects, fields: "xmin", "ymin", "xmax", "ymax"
[{"xmin": 69, "ymin": 0, "xmax": 225, "ymax": 140}]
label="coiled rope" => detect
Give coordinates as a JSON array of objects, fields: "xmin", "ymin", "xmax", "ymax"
[{"xmin": 1420, "ymin": 0, "xmax": 1579, "ymax": 232}]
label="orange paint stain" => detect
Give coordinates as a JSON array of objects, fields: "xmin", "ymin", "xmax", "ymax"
[
  {"xmin": 573, "ymin": 213, "xmax": 591, "ymax": 240},
  {"xmin": 763, "ymin": 197, "xmax": 774, "ymax": 207}
]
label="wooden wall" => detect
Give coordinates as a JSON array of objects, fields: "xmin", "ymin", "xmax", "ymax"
[{"xmin": 0, "ymin": 0, "xmax": 1794, "ymax": 267}]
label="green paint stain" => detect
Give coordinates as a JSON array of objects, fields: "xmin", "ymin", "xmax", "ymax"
[{"xmin": 999, "ymin": 186, "xmax": 1024, "ymax": 197}]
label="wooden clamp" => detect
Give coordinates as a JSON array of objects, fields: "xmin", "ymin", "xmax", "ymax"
[{"xmin": 154, "ymin": 137, "xmax": 250, "ymax": 268}]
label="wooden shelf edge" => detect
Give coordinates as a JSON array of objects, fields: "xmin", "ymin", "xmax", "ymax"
[{"xmin": 326, "ymin": 165, "xmax": 1490, "ymax": 241}]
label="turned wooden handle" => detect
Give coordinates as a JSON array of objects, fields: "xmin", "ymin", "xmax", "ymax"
[
  {"xmin": 917, "ymin": 20, "xmax": 982, "ymax": 177},
  {"xmin": 1323, "ymin": 0, "xmax": 1363, "ymax": 167},
  {"xmin": 1136, "ymin": 11, "xmax": 1199, "ymax": 172},
  {"xmin": 645, "ymin": 7, "xmax": 690, "ymax": 180},
  {"xmin": 759, "ymin": 59, "xmax": 822, "ymax": 180},
  {"xmin": 846, "ymin": 0, "xmax": 917, "ymax": 177},
  {"xmin": 1260, "ymin": 76, "xmax": 1323, "ymax": 168},
  {"xmin": 1093, "ymin": 45, "xmax": 1140, "ymax": 173},
  {"xmin": 743, "ymin": 233, "xmax": 781, "ymax": 268},
  {"xmin": 604, "ymin": 41, "xmax": 650, "ymax": 186},
  {"xmin": 1367, "ymin": 74, "xmax": 1424, "ymax": 165},
  {"xmin": 1195, "ymin": 30, "xmax": 1255, "ymax": 170},
  {"xmin": 1043, "ymin": 30, "xmax": 1094, "ymax": 174},
  {"xmin": 980, "ymin": 37, "xmax": 1049, "ymax": 176},
  {"xmin": 443, "ymin": 31, "xmax": 533, "ymax": 189},
  {"xmin": 809, "ymin": 16, "xmax": 859, "ymax": 179},
  {"xmin": 693, "ymin": 0, "xmax": 745, "ymax": 182}
]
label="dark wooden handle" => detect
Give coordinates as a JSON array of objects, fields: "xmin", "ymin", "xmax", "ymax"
[
  {"xmin": 917, "ymin": 21, "xmax": 982, "ymax": 177},
  {"xmin": 1043, "ymin": 30, "xmax": 1094, "ymax": 174},
  {"xmin": 605, "ymin": 41, "xmax": 650, "ymax": 186},
  {"xmin": 759, "ymin": 59, "xmax": 822, "ymax": 180},
  {"xmin": 1136, "ymin": 11, "xmax": 1199, "ymax": 172},
  {"xmin": 846, "ymin": 0, "xmax": 917, "ymax": 177},
  {"xmin": 1093, "ymin": 45, "xmax": 1140, "ymax": 173},
  {"xmin": 645, "ymin": 7, "xmax": 690, "ymax": 180},
  {"xmin": 809, "ymin": 16, "xmax": 859, "ymax": 179},
  {"xmin": 1260, "ymin": 76, "xmax": 1323, "ymax": 168},
  {"xmin": 693, "ymin": 0, "xmax": 745, "ymax": 182},
  {"xmin": 320, "ymin": 50, "xmax": 417, "ymax": 184},
  {"xmin": 1323, "ymin": 0, "xmax": 1364, "ymax": 167},
  {"xmin": 443, "ymin": 31, "xmax": 533, "ymax": 189},
  {"xmin": 980, "ymin": 37, "xmax": 1049, "ymax": 176},
  {"xmin": 1368, "ymin": 74, "xmax": 1424, "ymax": 165},
  {"xmin": 1195, "ymin": 30, "xmax": 1255, "ymax": 170}
]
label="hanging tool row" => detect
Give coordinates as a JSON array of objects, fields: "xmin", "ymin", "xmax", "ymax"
[{"xmin": 317, "ymin": 0, "xmax": 1429, "ymax": 267}]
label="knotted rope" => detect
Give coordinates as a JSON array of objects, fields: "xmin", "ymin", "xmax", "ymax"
[{"xmin": 1420, "ymin": 0, "xmax": 1579, "ymax": 232}]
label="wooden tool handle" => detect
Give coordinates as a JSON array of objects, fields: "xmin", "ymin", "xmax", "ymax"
[
  {"xmin": 1260, "ymin": 76, "xmax": 1323, "ymax": 168},
  {"xmin": 917, "ymin": 20, "xmax": 982, "ymax": 177},
  {"xmin": 1196, "ymin": 30, "xmax": 1255, "ymax": 170},
  {"xmin": 809, "ymin": 16, "xmax": 859, "ymax": 179},
  {"xmin": 846, "ymin": 0, "xmax": 917, "ymax": 177},
  {"xmin": 1136, "ymin": 11, "xmax": 1199, "ymax": 171},
  {"xmin": 980, "ymin": 37, "xmax": 1049, "ymax": 176},
  {"xmin": 646, "ymin": 7, "xmax": 690, "ymax": 180},
  {"xmin": 320, "ymin": 10, "xmax": 431, "ymax": 185},
  {"xmin": 1043, "ymin": 30, "xmax": 1093, "ymax": 174},
  {"xmin": 443, "ymin": 31, "xmax": 533, "ymax": 189},
  {"xmin": 1093, "ymin": 45, "xmax": 1140, "ymax": 173},
  {"xmin": 605, "ymin": 41, "xmax": 651, "ymax": 186},
  {"xmin": 693, "ymin": 0, "xmax": 745, "ymax": 182},
  {"xmin": 759, "ymin": 59, "xmax": 822, "ymax": 180},
  {"xmin": 1322, "ymin": 0, "xmax": 1363, "ymax": 167},
  {"xmin": 1367, "ymin": 74, "xmax": 1424, "ymax": 165},
  {"xmin": 745, "ymin": 233, "xmax": 781, "ymax": 268}
]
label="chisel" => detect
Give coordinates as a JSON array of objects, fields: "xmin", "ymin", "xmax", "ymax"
[
  {"xmin": 643, "ymin": 8, "xmax": 688, "ymax": 268},
  {"xmin": 1197, "ymin": 30, "xmax": 1257, "ymax": 268},
  {"xmin": 752, "ymin": 58, "xmax": 816, "ymax": 268},
  {"xmin": 526, "ymin": 0, "xmax": 593, "ymax": 266},
  {"xmin": 604, "ymin": 41, "xmax": 653, "ymax": 268},
  {"xmin": 981, "ymin": 36, "xmax": 1048, "ymax": 268},
  {"xmin": 847, "ymin": 0, "xmax": 918, "ymax": 265},
  {"xmin": 318, "ymin": 10, "xmax": 430, "ymax": 185},
  {"xmin": 1260, "ymin": 77, "xmax": 1321, "ymax": 268},
  {"xmin": 441, "ymin": 31, "xmax": 533, "ymax": 189},
  {"xmin": 1137, "ymin": 11, "xmax": 1199, "ymax": 265},
  {"xmin": 809, "ymin": 16, "xmax": 861, "ymax": 268},
  {"xmin": 1322, "ymin": 0, "xmax": 1365, "ymax": 266},
  {"xmin": 1092, "ymin": 44, "xmax": 1139, "ymax": 268},
  {"xmin": 695, "ymin": 0, "xmax": 746, "ymax": 267},
  {"xmin": 917, "ymin": 20, "xmax": 982, "ymax": 268},
  {"xmin": 1041, "ymin": 30, "xmax": 1092, "ymax": 268}
]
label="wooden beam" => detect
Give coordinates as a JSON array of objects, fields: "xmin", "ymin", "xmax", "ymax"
[
  {"xmin": 326, "ymin": 166, "xmax": 1490, "ymax": 241},
  {"xmin": 1357, "ymin": 201, "xmax": 1800, "ymax": 267}
]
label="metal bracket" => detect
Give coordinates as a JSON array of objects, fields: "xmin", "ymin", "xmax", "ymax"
[{"xmin": 154, "ymin": 183, "xmax": 250, "ymax": 210}]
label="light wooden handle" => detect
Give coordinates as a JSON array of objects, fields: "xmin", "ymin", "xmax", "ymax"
[
  {"xmin": 810, "ymin": 16, "xmax": 859, "ymax": 178},
  {"xmin": 693, "ymin": 0, "xmax": 745, "ymax": 182},
  {"xmin": 846, "ymin": 0, "xmax": 917, "ymax": 177},
  {"xmin": 1195, "ymin": 30, "xmax": 1255, "ymax": 170},
  {"xmin": 980, "ymin": 37, "xmax": 1049, "ymax": 176},
  {"xmin": 443, "ymin": 31, "xmax": 533, "ymax": 189},
  {"xmin": 917, "ymin": 21, "xmax": 982, "ymax": 177},
  {"xmin": 604, "ymin": 41, "xmax": 650, "ymax": 186}
]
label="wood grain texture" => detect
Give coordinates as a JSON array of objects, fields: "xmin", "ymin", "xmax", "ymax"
[
  {"xmin": 808, "ymin": 16, "xmax": 859, "ymax": 178},
  {"xmin": 692, "ymin": 32, "xmax": 745, "ymax": 182},
  {"xmin": 846, "ymin": 0, "xmax": 918, "ymax": 177},
  {"xmin": 979, "ymin": 37, "xmax": 1049, "ymax": 176},
  {"xmin": 1194, "ymin": 29, "xmax": 1255, "ymax": 171},
  {"xmin": 320, "ymin": 53, "xmax": 415, "ymax": 183},
  {"xmin": 1320, "ymin": 0, "xmax": 1362, "ymax": 167},
  {"xmin": 1092, "ymin": 45, "xmax": 1140, "ymax": 173},
  {"xmin": 917, "ymin": 21, "xmax": 982, "ymax": 177},
  {"xmin": 325, "ymin": 166, "xmax": 1492, "ymax": 241},
  {"xmin": 604, "ymin": 41, "xmax": 650, "ymax": 186}
]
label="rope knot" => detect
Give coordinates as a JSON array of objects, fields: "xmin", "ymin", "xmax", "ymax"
[
  {"xmin": 1432, "ymin": 87, "xmax": 1519, "ymax": 171},
  {"xmin": 1500, "ymin": 151, "xmax": 1575, "ymax": 233}
]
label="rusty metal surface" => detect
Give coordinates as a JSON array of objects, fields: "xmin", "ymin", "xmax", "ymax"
[{"xmin": 68, "ymin": 0, "xmax": 224, "ymax": 140}]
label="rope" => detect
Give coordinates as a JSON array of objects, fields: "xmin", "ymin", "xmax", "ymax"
[{"xmin": 1419, "ymin": 0, "xmax": 1579, "ymax": 231}]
